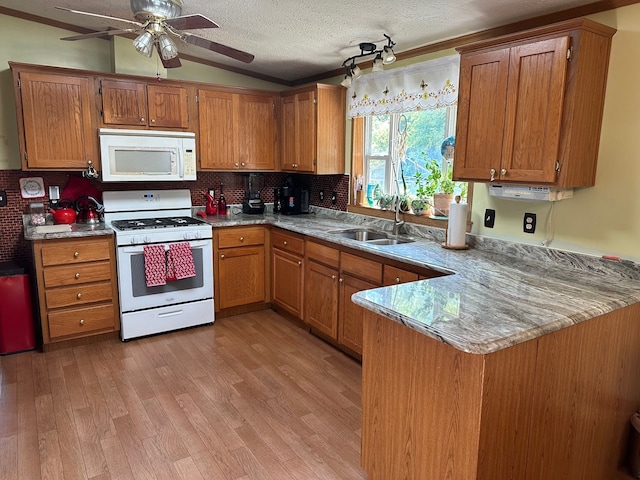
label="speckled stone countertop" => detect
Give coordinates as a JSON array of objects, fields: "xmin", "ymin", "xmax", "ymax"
[
  {"xmin": 23, "ymin": 217, "xmax": 114, "ymax": 241},
  {"xmin": 25, "ymin": 206, "xmax": 640, "ymax": 354}
]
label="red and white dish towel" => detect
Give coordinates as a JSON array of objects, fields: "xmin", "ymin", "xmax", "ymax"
[{"xmin": 143, "ymin": 243, "xmax": 196, "ymax": 287}]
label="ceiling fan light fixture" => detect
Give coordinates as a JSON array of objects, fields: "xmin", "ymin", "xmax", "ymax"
[
  {"xmin": 382, "ymin": 45, "xmax": 396, "ymax": 65},
  {"xmin": 133, "ymin": 31, "xmax": 154, "ymax": 57},
  {"xmin": 158, "ymin": 33, "xmax": 179, "ymax": 59}
]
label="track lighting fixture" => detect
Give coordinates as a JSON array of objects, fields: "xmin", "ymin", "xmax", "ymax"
[{"xmin": 341, "ymin": 34, "xmax": 396, "ymax": 84}]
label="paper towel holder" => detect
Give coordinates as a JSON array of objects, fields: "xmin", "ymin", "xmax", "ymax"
[{"xmin": 442, "ymin": 195, "xmax": 470, "ymax": 250}]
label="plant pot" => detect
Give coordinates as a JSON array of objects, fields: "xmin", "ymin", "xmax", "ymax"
[
  {"xmin": 433, "ymin": 193, "xmax": 454, "ymax": 217},
  {"xmin": 411, "ymin": 199, "xmax": 429, "ymax": 216},
  {"xmin": 378, "ymin": 195, "xmax": 394, "ymax": 210}
]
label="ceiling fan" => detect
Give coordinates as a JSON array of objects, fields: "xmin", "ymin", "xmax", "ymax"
[{"xmin": 55, "ymin": 0, "xmax": 254, "ymax": 68}]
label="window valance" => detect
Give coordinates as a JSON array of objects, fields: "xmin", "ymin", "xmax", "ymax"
[{"xmin": 346, "ymin": 54, "xmax": 460, "ymax": 118}]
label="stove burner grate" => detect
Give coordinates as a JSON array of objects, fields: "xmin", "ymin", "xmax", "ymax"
[{"xmin": 111, "ymin": 216, "xmax": 206, "ymax": 231}]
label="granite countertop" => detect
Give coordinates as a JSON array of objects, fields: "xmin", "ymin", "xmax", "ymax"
[
  {"xmin": 24, "ymin": 219, "xmax": 114, "ymax": 240},
  {"xmin": 25, "ymin": 206, "xmax": 640, "ymax": 355}
]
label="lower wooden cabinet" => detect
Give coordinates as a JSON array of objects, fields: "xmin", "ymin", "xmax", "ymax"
[
  {"xmin": 32, "ymin": 235, "xmax": 120, "ymax": 347},
  {"xmin": 339, "ymin": 273, "xmax": 378, "ymax": 354},
  {"xmin": 271, "ymin": 229, "xmax": 305, "ymax": 318},
  {"xmin": 305, "ymin": 259, "xmax": 340, "ymax": 338},
  {"xmin": 214, "ymin": 226, "xmax": 267, "ymax": 311}
]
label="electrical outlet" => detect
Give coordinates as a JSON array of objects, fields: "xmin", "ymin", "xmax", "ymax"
[
  {"xmin": 331, "ymin": 192, "xmax": 337, "ymax": 205},
  {"xmin": 523, "ymin": 212, "xmax": 536, "ymax": 234},
  {"xmin": 0, "ymin": 190, "xmax": 6, "ymax": 207},
  {"xmin": 484, "ymin": 209, "xmax": 495, "ymax": 228},
  {"xmin": 319, "ymin": 190, "xmax": 324, "ymax": 201}
]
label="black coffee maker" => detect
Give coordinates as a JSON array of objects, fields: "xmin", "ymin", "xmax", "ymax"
[
  {"xmin": 281, "ymin": 186, "xmax": 309, "ymax": 215},
  {"xmin": 242, "ymin": 173, "xmax": 265, "ymax": 214}
]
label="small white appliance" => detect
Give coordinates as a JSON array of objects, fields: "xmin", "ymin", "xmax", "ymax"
[
  {"xmin": 488, "ymin": 184, "xmax": 574, "ymax": 201},
  {"xmin": 103, "ymin": 189, "xmax": 214, "ymax": 340},
  {"xmin": 99, "ymin": 128, "xmax": 197, "ymax": 182}
]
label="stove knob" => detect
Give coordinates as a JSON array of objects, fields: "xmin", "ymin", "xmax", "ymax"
[
  {"xmin": 143, "ymin": 235, "xmax": 150, "ymax": 244},
  {"xmin": 130, "ymin": 236, "xmax": 138, "ymax": 245}
]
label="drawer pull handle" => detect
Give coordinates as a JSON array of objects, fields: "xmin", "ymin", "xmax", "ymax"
[
  {"xmin": 395, "ymin": 277, "xmax": 401, "ymax": 283},
  {"xmin": 75, "ymin": 273, "xmax": 80, "ymax": 279},
  {"xmin": 79, "ymin": 319, "xmax": 85, "ymax": 326},
  {"xmin": 283, "ymin": 241, "xmax": 287, "ymax": 246},
  {"xmin": 221, "ymin": 254, "xmax": 225, "ymax": 259},
  {"xmin": 298, "ymin": 261, "xmax": 302, "ymax": 266},
  {"xmin": 76, "ymin": 293, "xmax": 82, "ymax": 299},
  {"xmin": 239, "ymin": 237, "xmax": 244, "ymax": 242},
  {"xmin": 74, "ymin": 252, "xmax": 79, "ymax": 258}
]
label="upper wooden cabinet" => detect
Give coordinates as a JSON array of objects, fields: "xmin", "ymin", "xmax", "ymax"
[
  {"xmin": 280, "ymin": 83, "xmax": 346, "ymax": 174},
  {"xmin": 453, "ymin": 19, "xmax": 616, "ymax": 187},
  {"xmin": 100, "ymin": 79, "xmax": 189, "ymax": 129},
  {"xmin": 10, "ymin": 65, "xmax": 98, "ymax": 170},
  {"xmin": 198, "ymin": 88, "xmax": 278, "ymax": 171}
]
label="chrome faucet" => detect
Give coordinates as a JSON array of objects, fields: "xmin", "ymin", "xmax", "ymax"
[{"xmin": 392, "ymin": 195, "xmax": 404, "ymax": 236}]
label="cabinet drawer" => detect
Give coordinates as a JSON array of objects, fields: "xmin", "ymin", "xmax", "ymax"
[
  {"xmin": 48, "ymin": 303, "xmax": 116, "ymax": 339},
  {"xmin": 384, "ymin": 265, "xmax": 420, "ymax": 286},
  {"xmin": 45, "ymin": 281, "xmax": 113, "ymax": 309},
  {"xmin": 40, "ymin": 238, "xmax": 113, "ymax": 267},
  {"xmin": 218, "ymin": 227, "xmax": 265, "ymax": 248},
  {"xmin": 341, "ymin": 252, "xmax": 382, "ymax": 285},
  {"xmin": 306, "ymin": 241, "xmax": 339, "ymax": 269},
  {"xmin": 272, "ymin": 229, "xmax": 304, "ymax": 256},
  {"xmin": 43, "ymin": 261, "xmax": 112, "ymax": 288}
]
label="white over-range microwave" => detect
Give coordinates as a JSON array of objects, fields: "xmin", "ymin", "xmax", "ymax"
[{"xmin": 99, "ymin": 128, "xmax": 197, "ymax": 182}]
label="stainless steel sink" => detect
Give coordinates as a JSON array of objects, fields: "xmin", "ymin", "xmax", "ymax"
[
  {"xmin": 366, "ymin": 238, "xmax": 414, "ymax": 245},
  {"xmin": 327, "ymin": 229, "xmax": 389, "ymax": 241},
  {"xmin": 327, "ymin": 229, "xmax": 414, "ymax": 245}
]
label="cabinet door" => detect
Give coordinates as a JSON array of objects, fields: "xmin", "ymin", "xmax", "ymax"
[
  {"xmin": 238, "ymin": 94, "xmax": 276, "ymax": 170},
  {"xmin": 272, "ymin": 249, "xmax": 304, "ymax": 319},
  {"xmin": 198, "ymin": 89, "xmax": 237, "ymax": 170},
  {"xmin": 339, "ymin": 273, "xmax": 377, "ymax": 355},
  {"xmin": 147, "ymin": 84, "xmax": 189, "ymax": 129},
  {"xmin": 501, "ymin": 36, "xmax": 569, "ymax": 184},
  {"xmin": 295, "ymin": 90, "xmax": 317, "ymax": 172},
  {"xmin": 305, "ymin": 260, "xmax": 339, "ymax": 339},
  {"xmin": 217, "ymin": 246, "xmax": 265, "ymax": 309},
  {"xmin": 454, "ymin": 48, "xmax": 510, "ymax": 182},
  {"xmin": 19, "ymin": 72, "xmax": 95, "ymax": 169},
  {"xmin": 100, "ymin": 79, "xmax": 147, "ymax": 126},
  {"xmin": 281, "ymin": 94, "xmax": 297, "ymax": 170}
]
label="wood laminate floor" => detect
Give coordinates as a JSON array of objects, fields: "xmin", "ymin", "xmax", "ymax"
[{"xmin": 0, "ymin": 309, "xmax": 367, "ymax": 480}]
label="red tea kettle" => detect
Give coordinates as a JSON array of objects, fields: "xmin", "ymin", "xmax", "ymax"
[
  {"xmin": 204, "ymin": 192, "xmax": 218, "ymax": 216},
  {"xmin": 49, "ymin": 199, "xmax": 77, "ymax": 224},
  {"xmin": 75, "ymin": 196, "xmax": 103, "ymax": 224}
]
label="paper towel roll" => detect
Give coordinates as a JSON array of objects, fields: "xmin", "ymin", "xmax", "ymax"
[{"xmin": 446, "ymin": 200, "xmax": 468, "ymax": 247}]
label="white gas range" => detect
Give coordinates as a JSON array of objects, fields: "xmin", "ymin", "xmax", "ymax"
[{"xmin": 103, "ymin": 189, "xmax": 214, "ymax": 340}]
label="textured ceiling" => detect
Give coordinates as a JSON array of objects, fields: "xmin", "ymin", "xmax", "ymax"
[{"xmin": 2, "ymin": 0, "xmax": 605, "ymax": 83}]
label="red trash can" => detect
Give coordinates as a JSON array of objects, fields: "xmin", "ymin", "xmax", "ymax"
[{"xmin": 0, "ymin": 262, "xmax": 36, "ymax": 354}]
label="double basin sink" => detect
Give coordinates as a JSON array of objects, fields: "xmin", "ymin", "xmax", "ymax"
[{"xmin": 327, "ymin": 228, "xmax": 414, "ymax": 246}]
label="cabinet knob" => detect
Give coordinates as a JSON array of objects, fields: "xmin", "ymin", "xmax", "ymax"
[
  {"xmin": 297, "ymin": 261, "xmax": 302, "ymax": 266},
  {"xmin": 74, "ymin": 251, "xmax": 79, "ymax": 258},
  {"xmin": 235, "ymin": 162, "xmax": 239, "ymax": 167},
  {"xmin": 76, "ymin": 293, "xmax": 82, "ymax": 299},
  {"xmin": 75, "ymin": 273, "xmax": 80, "ymax": 279},
  {"xmin": 395, "ymin": 277, "xmax": 401, "ymax": 283},
  {"xmin": 79, "ymin": 319, "xmax": 85, "ymax": 326},
  {"xmin": 331, "ymin": 274, "xmax": 336, "ymax": 280},
  {"xmin": 241, "ymin": 162, "xmax": 245, "ymax": 167},
  {"xmin": 283, "ymin": 241, "xmax": 287, "ymax": 246},
  {"xmin": 501, "ymin": 168, "xmax": 507, "ymax": 176},
  {"xmin": 339, "ymin": 278, "xmax": 343, "ymax": 283},
  {"xmin": 239, "ymin": 237, "xmax": 244, "ymax": 242},
  {"xmin": 140, "ymin": 117, "xmax": 145, "ymax": 122},
  {"xmin": 150, "ymin": 119, "xmax": 156, "ymax": 123},
  {"xmin": 490, "ymin": 168, "xmax": 496, "ymax": 182},
  {"xmin": 220, "ymin": 254, "xmax": 225, "ymax": 259}
]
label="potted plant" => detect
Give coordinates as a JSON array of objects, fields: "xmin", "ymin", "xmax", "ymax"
[
  {"xmin": 432, "ymin": 164, "xmax": 455, "ymax": 217},
  {"xmin": 378, "ymin": 193, "xmax": 395, "ymax": 210},
  {"xmin": 411, "ymin": 170, "xmax": 434, "ymax": 216}
]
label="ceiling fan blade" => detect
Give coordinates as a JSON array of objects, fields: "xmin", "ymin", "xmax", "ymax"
[
  {"xmin": 61, "ymin": 29, "xmax": 139, "ymax": 41},
  {"xmin": 155, "ymin": 43, "xmax": 182, "ymax": 69},
  {"xmin": 55, "ymin": 6, "xmax": 142, "ymax": 27},
  {"xmin": 164, "ymin": 14, "xmax": 219, "ymax": 30},
  {"xmin": 182, "ymin": 33, "xmax": 254, "ymax": 64}
]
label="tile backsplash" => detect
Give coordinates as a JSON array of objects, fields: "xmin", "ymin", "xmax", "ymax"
[{"xmin": 0, "ymin": 170, "xmax": 349, "ymax": 265}]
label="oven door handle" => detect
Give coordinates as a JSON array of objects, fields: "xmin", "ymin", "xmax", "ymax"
[{"xmin": 121, "ymin": 240, "xmax": 211, "ymax": 254}]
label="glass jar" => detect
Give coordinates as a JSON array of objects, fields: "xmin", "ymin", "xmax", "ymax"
[{"xmin": 29, "ymin": 202, "xmax": 46, "ymax": 226}]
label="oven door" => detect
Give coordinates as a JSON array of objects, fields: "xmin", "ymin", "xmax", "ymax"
[{"xmin": 117, "ymin": 239, "xmax": 213, "ymax": 313}]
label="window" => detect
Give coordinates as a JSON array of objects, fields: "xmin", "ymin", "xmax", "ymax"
[{"xmin": 363, "ymin": 107, "xmax": 461, "ymax": 199}]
